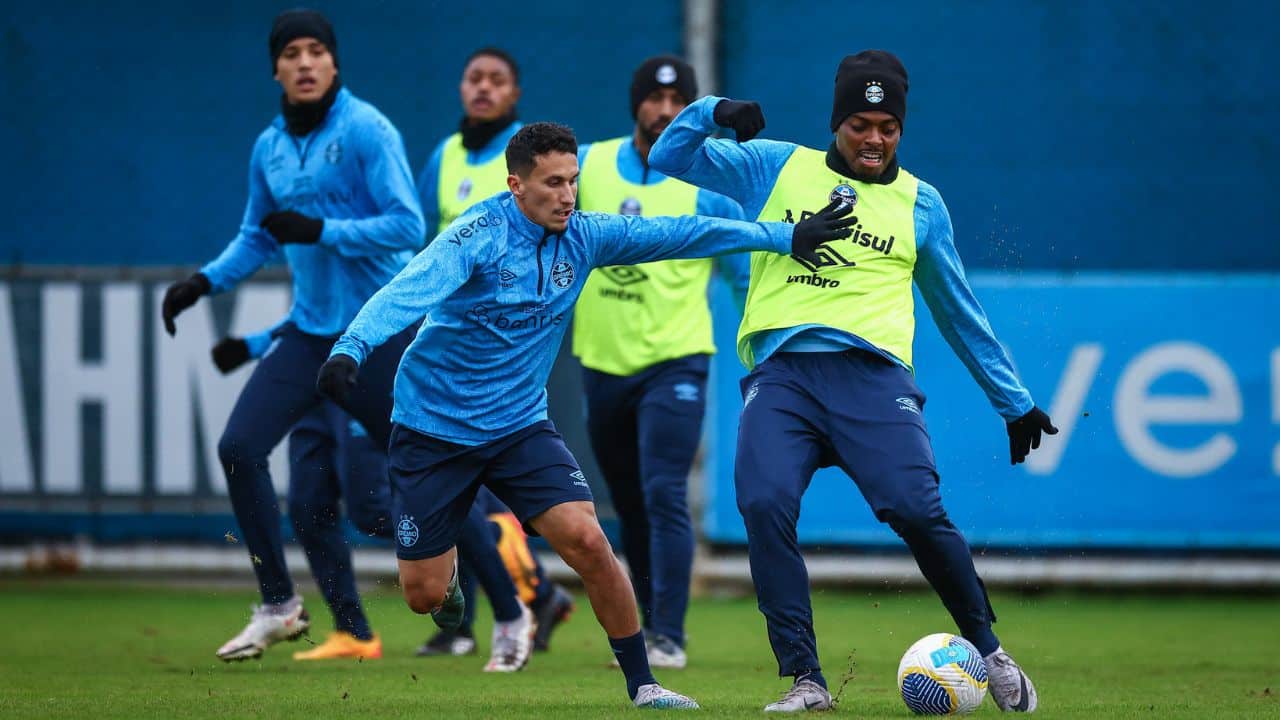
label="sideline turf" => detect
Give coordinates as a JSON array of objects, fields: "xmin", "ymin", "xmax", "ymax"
[{"xmin": 1, "ymin": 578, "xmax": 1276, "ymax": 718}]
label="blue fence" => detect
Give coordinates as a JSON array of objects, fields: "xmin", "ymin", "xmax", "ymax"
[{"xmin": 704, "ymin": 274, "xmax": 1280, "ymax": 549}]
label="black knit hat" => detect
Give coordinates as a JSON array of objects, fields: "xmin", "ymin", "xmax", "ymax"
[
  {"xmin": 830, "ymin": 50, "xmax": 907, "ymax": 131},
  {"xmin": 269, "ymin": 9, "xmax": 338, "ymax": 72},
  {"xmin": 630, "ymin": 55, "xmax": 698, "ymax": 119}
]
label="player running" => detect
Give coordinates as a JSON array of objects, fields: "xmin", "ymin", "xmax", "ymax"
[
  {"xmin": 414, "ymin": 46, "xmax": 574, "ymax": 661},
  {"xmin": 158, "ymin": 9, "xmax": 423, "ymax": 662},
  {"xmin": 315, "ymin": 122, "xmax": 854, "ymax": 709},
  {"xmin": 649, "ymin": 50, "xmax": 1056, "ymax": 712},
  {"xmin": 573, "ymin": 55, "xmax": 748, "ymax": 669}
]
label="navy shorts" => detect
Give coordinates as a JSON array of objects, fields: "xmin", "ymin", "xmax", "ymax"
[{"xmin": 388, "ymin": 420, "xmax": 593, "ymax": 560}]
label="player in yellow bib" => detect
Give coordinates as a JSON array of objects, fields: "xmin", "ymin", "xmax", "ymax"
[
  {"xmin": 572, "ymin": 56, "xmax": 749, "ymax": 670},
  {"xmin": 651, "ymin": 50, "xmax": 1057, "ymax": 712},
  {"xmin": 415, "ymin": 47, "xmax": 575, "ymax": 664}
]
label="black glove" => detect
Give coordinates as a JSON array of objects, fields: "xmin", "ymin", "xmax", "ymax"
[
  {"xmin": 211, "ymin": 337, "xmax": 251, "ymax": 374},
  {"xmin": 260, "ymin": 210, "xmax": 323, "ymax": 245},
  {"xmin": 1006, "ymin": 406, "xmax": 1058, "ymax": 465},
  {"xmin": 316, "ymin": 354, "xmax": 359, "ymax": 405},
  {"xmin": 160, "ymin": 272, "xmax": 211, "ymax": 336},
  {"xmin": 713, "ymin": 99, "xmax": 766, "ymax": 142},
  {"xmin": 791, "ymin": 199, "xmax": 858, "ymax": 266}
]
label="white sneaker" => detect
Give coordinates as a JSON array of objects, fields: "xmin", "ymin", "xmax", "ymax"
[
  {"xmin": 484, "ymin": 602, "xmax": 535, "ymax": 672},
  {"xmin": 647, "ymin": 634, "xmax": 688, "ymax": 669},
  {"xmin": 984, "ymin": 648, "xmax": 1039, "ymax": 712},
  {"xmin": 216, "ymin": 596, "xmax": 310, "ymax": 661},
  {"xmin": 633, "ymin": 683, "xmax": 700, "ymax": 709},
  {"xmin": 763, "ymin": 679, "xmax": 832, "ymax": 712}
]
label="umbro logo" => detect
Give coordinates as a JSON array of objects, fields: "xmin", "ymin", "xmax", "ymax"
[
  {"xmin": 499, "ymin": 268, "xmax": 517, "ymax": 288},
  {"xmin": 569, "ymin": 470, "xmax": 589, "ymax": 487},
  {"xmin": 896, "ymin": 396, "xmax": 921, "ymax": 415}
]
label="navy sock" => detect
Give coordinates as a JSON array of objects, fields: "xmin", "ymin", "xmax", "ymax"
[
  {"xmin": 966, "ymin": 627, "xmax": 1000, "ymax": 657},
  {"xmin": 610, "ymin": 632, "xmax": 657, "ymax": 700},
  {"xmin": 796, "ymin": 670, "xmax": 828, "ymax": 690}
]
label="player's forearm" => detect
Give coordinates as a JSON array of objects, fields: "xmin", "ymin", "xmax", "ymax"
[
  {"xmin": 622, "ymin": 215, "xmax": 791, "ymax": 266},
  {"xmin": 319, "ymin": 203, "xmax": 425, "ymax": 257},
  {"xmin": 649, "ymin": 96, "xmax": 723, "ymax": 178},
  {"xmin": 199, "ymin": 230, "xmax": 277, "ymax": 292}
]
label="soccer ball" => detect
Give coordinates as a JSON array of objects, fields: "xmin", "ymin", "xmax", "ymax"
[{"xmin": 897, "ymin": 633, "xmax": 989, "ymax": 715}]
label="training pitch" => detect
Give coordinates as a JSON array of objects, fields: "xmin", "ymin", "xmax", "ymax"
[{"xmin": 1, "ymin": 579, "xmax": 1276, "ymax": 718}]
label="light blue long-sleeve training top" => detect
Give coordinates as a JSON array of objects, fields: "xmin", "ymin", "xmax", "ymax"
[
  {"xmin": 200, "ymin": 87, "xmax": 425, "ymax": 337},
  {"xmin": 330, "ymin": 192, "xmax": 795, "ymax": 445},
  {"xmin": 577, "ymin": 136, "xmax": 751, "ymax": 306},
  {"xmin": 417, "ymin": 122, "xmax": 524, "ymax": 239},
  {"xmin": 649, "ymin": 96, "xmax": 1033, "ymax": 420}
]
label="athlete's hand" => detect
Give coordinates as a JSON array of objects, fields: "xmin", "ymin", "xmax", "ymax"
[
  {"xmin": 160, "ymin": 272, "xmax": 211, "ymax": 336},
  {"xmin": 260, "ymin": 210, "xmax": 323, "ymax": 245},
  {"xmin": 1006, "ymin": 407, "xmax": 1058, "ymax": 465},
  {"xmin": 713, "ymin": 99, "xmax": 766, "ymax": 142},
  {"xmin": 316, "ymin": 354, "xmax": 359, "ymax": 404},
  {"xmin": 211, "ymin": 337, "xmax": 251, "ymax": 374},
  {"xmin": 790, "ymin": 199, "xmax": 858, "ymax": 266}
]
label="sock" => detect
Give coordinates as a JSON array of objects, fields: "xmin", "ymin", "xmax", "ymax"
[
  {"xmin": 983, "ymin": 645, "xmax": 1005, "ymax": 662},
  {"xmin": 796, "ymin": 670, "xmax": 828, "ymax": 690},
  {"xmin": 968, "ymin": 628, "xmax": 1000, "ymax": 657},
  {"xmin": 609, "ymin": 632, "xmax": 657, "ymax": 700}
]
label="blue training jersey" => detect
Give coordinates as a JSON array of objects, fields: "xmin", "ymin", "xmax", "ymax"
[
  {"xmin": 330, "ymin": 192, "xmax": 794, "ymax": 445},
  {"xmin": 649, "ymin": 95, "xmax": 1033, "ymax": 420},
  {"xmin": 200, "ymin": 87, "xmax": 425, "ymax": 337}
]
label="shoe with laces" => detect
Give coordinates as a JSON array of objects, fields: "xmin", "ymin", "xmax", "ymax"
[
  {"xmin": 531, "ymin": 583, "xmax": 575, "ymax": 652},
  {"xmin": 293, "ymin": 631, "xmax": 381, "ymax": 661},
  {"xmin": 416, "ymin": 628, "xmax": 477, "ymax": 657},
  {"xmin": 647, "ymin": 634, "xmax": 687, "ymax": 669},
  {"xmin": 484, "ymin": 602, "xmax": 535, "ymax": 672},
  {"xmin": 633, "ymin": 683, "xmax": 700, "ymax": 709},
  {"xmin": 763, "ymin": 679, "xmax": 831, "ymax": 712},
  {"xmin": 215, "ymin": 596, "xmax": 310, "ymax": 661},
  {"xmin": 985, "ymin": 648, "xmax": 1038, "ymax": 712}
]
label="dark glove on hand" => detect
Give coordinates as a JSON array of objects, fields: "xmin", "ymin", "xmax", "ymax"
[
  {"xmin": 316, "ymin": 354, "xmax": 359, "ymax": 405},
  {"xmin": 791, "ymin": 199, "xmax": 858, "ymax": 266},
  {"xmin": 161, "ymin": 272, "xmax": 211, "ymax": 336},
  {"xmin": 211, "ymin": 337, "xmax": 251, "ymax": 375},
  {"xmin": 260, "ymin": 210, "xmax": 323, "ymax": 245},
  {"xmin": 1006, "ymin": 406, "xmax": 1058, "ymax": 465},
  {"xmin": 713, "ymin": 99, "xmax": 766, "ymax": 142}
]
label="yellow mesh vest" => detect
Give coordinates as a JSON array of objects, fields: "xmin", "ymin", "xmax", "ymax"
[
  {"xmin": 739, "ymin": 146, "xmax": 919, "ymax": 369},
  {"xmin": 572, "ymin": 137, "xmax": 711, "ymax": 376},
  {"xmin": 437, "ymin": 133, "xmax": 512, "ymax": 230}
]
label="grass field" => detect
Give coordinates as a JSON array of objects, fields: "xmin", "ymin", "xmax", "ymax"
[{"xmin": 1, "ymin": 578, "xmax": 1277, "ymax": 719}]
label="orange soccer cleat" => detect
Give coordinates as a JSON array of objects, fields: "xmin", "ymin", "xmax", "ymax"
[{"xmin": 292, "ymin": 631, "xmax": 382, "ymax": 661}]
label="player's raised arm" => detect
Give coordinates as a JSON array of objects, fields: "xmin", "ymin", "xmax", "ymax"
[
  {"xmin": 912, "ymin": 182, "xmax": 1057, "ymax": 462},
  {"xmin": 648, "ymin": 96, "xmax": 795, "ymax": 216}
]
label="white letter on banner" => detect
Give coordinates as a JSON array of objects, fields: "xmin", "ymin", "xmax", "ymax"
[
  {"xmin": 1114, "ymin": 342, "xmax": 1240, "ymax": 478},
  {"xmin": 153, "ymin": 284, "xmax": 290, "ymax": 496},
  {"xmin": 1025, "ymin": 343, "xmax": 1103, "ymax": 476},
  {"xmin": 0, "ymin": 284, "xmax": 35, "ymax": 492},
  {"xmin": 41, "ymin": 284, "xmax": 142, "ymax": 494}
]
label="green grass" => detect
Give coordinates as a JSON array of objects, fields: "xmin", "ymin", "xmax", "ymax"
[{"xmin": 1, "ymin": 578, "xmax": 1277, "ymax": 718}]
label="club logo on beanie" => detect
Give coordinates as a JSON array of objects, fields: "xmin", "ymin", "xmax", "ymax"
[
  {"xmin": 866, "ymin": 81, "xmax": 884, "ymax": 104},
  {"xmin": 656, "ymin": 64, "xmax": 677, "ymax": 84},
  {"xmin": 829, "ymin": 183, "xmax": 858, "ymax": 209}
]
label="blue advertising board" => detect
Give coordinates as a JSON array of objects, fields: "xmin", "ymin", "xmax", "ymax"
[{"xmin": 704, "ymin": 274, "xmax": 1280, "ymax": 549}]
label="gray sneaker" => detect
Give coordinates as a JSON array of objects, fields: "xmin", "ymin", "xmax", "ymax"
[
  {"xmin": 647, "ymin": 634, "xmax": 687, "ymax": 669},
  {"xmin": 763, "ymin": 679, "xmax": 831, "ymax": 713},
  {"xmin": 984, "ymin": 649, "xmax": 1038, "ymax": 712}
]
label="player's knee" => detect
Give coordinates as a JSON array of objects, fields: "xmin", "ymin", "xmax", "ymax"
[
  {"xmin": 217, "ymin": 428, "xmax": 265, "ymax": 468},
  {"xmin": 402, "ymin": 581, "xmax": 447, "ymax": 615},
  {"xmin": 642, "ymin": 477, "xmax": 690, "ymax": 521},
  {"xmin": 737, "ymin": 493, "xmax": 794, "ymax": 528},
  {"xmin": 877, "ymin": 499, "xmax": 947, "ymax": 537},
  {"xmin": 557, "ymin": 524, "xmax": 612, "ymax": 573}
]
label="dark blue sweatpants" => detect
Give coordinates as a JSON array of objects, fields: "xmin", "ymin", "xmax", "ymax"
[
  {"xmin": 287, "ymin": 402, "xmax": 391, "ymax": 640},
  {"xmin": 735, "ymin": 350, "xmax": 999, "ymax": 678},
  {"xmin": 217, "ymin": 324, "xmax": 414, "ymax": 606},
  {"xmin": 583, "ymin": 354, "xmax": 707, "ymax": 646}
]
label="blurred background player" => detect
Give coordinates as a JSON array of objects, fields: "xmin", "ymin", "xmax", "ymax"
[
  {"xmin": 650, "ymin": 50, "xmax": 1057, "ymax": 712},
  {"xmin": 213, "ymin": 325, "xmax": 556, "ymax": 671},
  {"xmin": 212, "ymin": 329, "xmax": 390, "ymax": 660},
  {"xmin": 315, "ymin": 122, "xmax": 852, "ymax": 708},
  {"xmin": 157, "ymin": 9, "xmax": 424, "ymax": 661},
  {"xmin": 414, "ymin": 46, "xmax": 575, "ymax": 660},
  {"xmin": 573, "ymin": 55, "xmax": 749, "ymax": 669}
]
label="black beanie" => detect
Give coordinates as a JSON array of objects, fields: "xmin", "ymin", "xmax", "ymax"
[
  {"xmin": 269, "ymin": 9, "xmax": 338, "ymax": 73},
  {"xmin": 830, "ymin": 50, "xmax": 907, "ymax": 131},
  {"xmin": 630, "ymin": 55, "xmax": 698, "ymax": 118}
]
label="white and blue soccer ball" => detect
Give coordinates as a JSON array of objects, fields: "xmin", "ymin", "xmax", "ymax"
[{"xmin": 897, "ymin": 633, "xmax": 989, "ymax": 715}]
